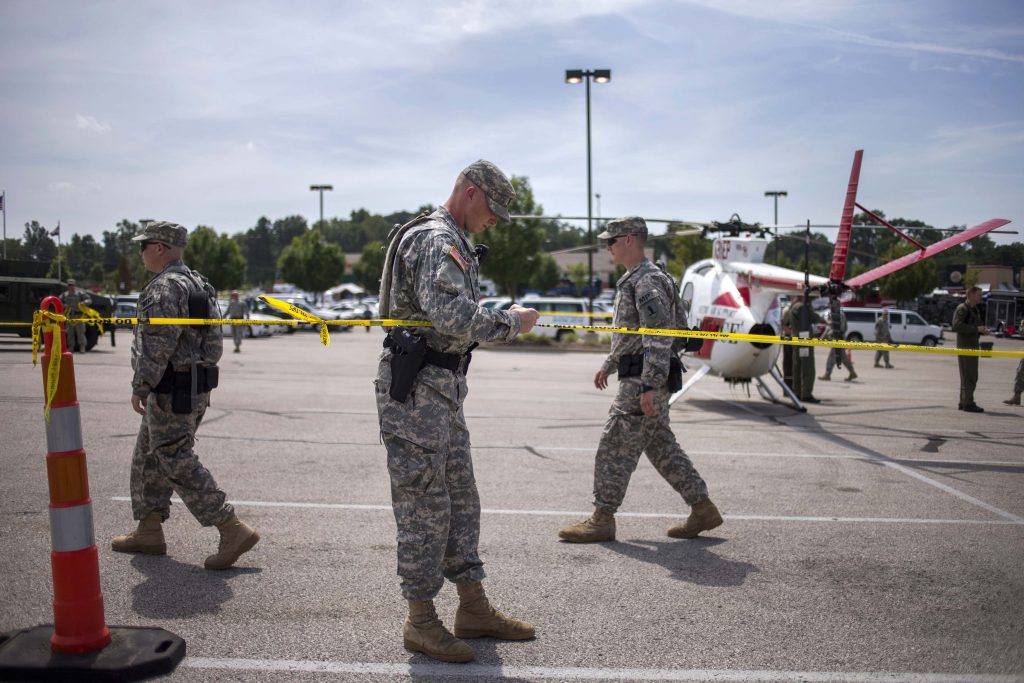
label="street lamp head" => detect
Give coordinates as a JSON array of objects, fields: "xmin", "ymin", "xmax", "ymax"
[
  {"xmin": 310, "ymin": 185, "xmax": 334, "ymax": 192},
  {"xmin": 764, "ymin": 190, "xmax": 788, "ymax": 197},
  {"xmin": 565, "ymin": 69, "xmax": 584, "ymax": 84},
  {"xmin": 593, "ymin": 69, "xmax": 611, "ymax": 83}
]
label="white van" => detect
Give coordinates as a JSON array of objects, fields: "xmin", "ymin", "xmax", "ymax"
[
  {"xmin": 518, "ymin": 296, "xmax": 592, "ymax": 341},
  {"xmin": 832, "ymin": 307, "xmax": 944, "ymax": 347}
]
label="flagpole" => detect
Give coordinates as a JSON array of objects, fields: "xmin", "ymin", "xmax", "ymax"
[
  {"xmin": 2, "ymin": 191, "xmax": 6, "ymax": 260},
  {"xmin": 57, "ymin": 221, "xmax": 62, "ymax": 282}
]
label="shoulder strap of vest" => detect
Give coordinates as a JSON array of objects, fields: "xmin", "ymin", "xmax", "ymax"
[{"xmin": 378, "ymin": 211, "xmax": 431, "ymax": 319}]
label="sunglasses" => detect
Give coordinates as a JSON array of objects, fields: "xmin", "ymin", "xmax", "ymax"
[
  {"xmin": 138, "ymin": 240, "xmax": 161, "ymax": 252},
  {"xmin": 606, "ymin": 234, "xmax": 632, "ymax": 247}
]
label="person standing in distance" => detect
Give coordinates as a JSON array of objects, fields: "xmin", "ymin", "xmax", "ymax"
[
  {"xmin": 60, "ymin": 279, "xmax": 92, "ymax": 353},
  {"xmin": 559, "ymin": 217, "xmax": 722, "ymax": 544},
  {"xmin": 375, "ymin": 161, "xmax": 540, "ymax": 663},
  {"xmin": 226, "ymin": 290, "xmax": 248, "ymax": 353},
  {"xmin": 874, "ymin": 309, "xmax": 894, "ymax": 368},
  {"xmin": 952, "ymin": 285, "xmax": 989, "ymax": 413},
  {"xmin": 111, "ymin": 221, "xmax": 259, "ymax": 570}
]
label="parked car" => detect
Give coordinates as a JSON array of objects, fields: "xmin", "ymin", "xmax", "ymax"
[
  {"xmin": 518, "ymin": 296, "xmax": 591, "ymax": 341},
  {"xmin": 829, "ymin": 307, "xmax": 944, "ymax": 346}
]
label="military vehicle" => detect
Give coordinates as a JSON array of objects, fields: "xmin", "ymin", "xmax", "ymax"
[{"xmin": 1, "ymin": 262, "xmax": 114, "ymax": 350}]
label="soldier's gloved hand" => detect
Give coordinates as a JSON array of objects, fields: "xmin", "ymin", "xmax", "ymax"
[
  {"xmin": 510, "ymin": 305, "xmax": 540, "ymax": 334},
  {"xmin": 594, "ymin": 369, "xmax": 610, "ymax": 390},
  {"xmin": 131, "ymin": 393, "xmax": 146, "ymax": 416}
]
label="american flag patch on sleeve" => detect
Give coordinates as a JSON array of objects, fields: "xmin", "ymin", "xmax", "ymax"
[{"xmin": 448, "ymin": 245, "xmax": 467, "ymax": 272}]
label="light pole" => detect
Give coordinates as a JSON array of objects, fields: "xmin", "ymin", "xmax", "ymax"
[
  {"xmin": 764, "ymin": 190, "xmax": 788, "ymax": 226},
  {"xmin": 309, "ymin": 184, "xmax": 333, "ymax": 228},
  {"xmin": 565, "ymin": 68, "xmax": 611, "ymax": 304}
]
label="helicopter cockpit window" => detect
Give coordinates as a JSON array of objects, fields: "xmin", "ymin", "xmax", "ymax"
[{"xmin": 681, "ymin": 282, "xmax": 694, "ymax": 312}]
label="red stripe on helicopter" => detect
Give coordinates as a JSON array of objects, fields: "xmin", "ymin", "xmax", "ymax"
[{"xmin": 711, "ymin": 292, "xmax": 742, "ymax": 309}]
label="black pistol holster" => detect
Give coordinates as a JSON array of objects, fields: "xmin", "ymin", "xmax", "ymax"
[
  {"xmin": 384, "ymin": 328, "xmax": 476, "ymax": 403},
  {"xmin": 384, "ymin": 327, "xmax": 427, "ymax": 403},
  {"xmin": 154, "ymin": 362, "xmax": 220, "ymax": 414},
  {"xmin": 617, "ymin": 353, "xmax": 685, "ymax": 393}
]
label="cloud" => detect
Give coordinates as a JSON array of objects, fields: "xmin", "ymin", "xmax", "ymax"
[
  {"xmin": 824, "ymin": 28, "xmax": 1024, "ymax": 64},
  {"xmin": 74, "ymin": 114, "xmax": 110, "ymax": 133}
]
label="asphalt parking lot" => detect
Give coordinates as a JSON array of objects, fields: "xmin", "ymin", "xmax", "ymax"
[{"xmin": 1, "ymin": 327, "xmax": 1022, "ymax": 682}]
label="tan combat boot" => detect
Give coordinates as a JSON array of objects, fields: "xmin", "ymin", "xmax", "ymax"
[
  {"xmin": 846, "ymin": 370, "xmax": 858, "ymax": 381},
  {"xmin": 404, "ymin": 600, "xmax": 474, "ymax": 663},
  {"xmin": 111, "ymin": 512, "xmax": 166, "ymax": 555},
  {"xmin": 558, "ymin": 509, "xmax": 615, "ymax": 543},
  {"xmin": 667, "ymin": 499, "xmax": 723, "ymax": 539},
  {"xmin": 204, "ymin": 514, "xmax": 260, "ymax": 570},
  {"xmin": 453, "ymin": 581, "xmax": 535, "ymax": 641},
  {"xmin": 818, "ymin": 373, "xmax": 831, "ymax": 381},
  {"xmin": 1004, "ymin": 393, "xmax": 1021, "ymax": 406}
]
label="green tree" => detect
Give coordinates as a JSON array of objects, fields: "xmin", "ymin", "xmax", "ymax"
[
  {"xmin": 529, "ymin": 253, "xmax": 561, "ymax": 293},
  {"xmin": 876, "ymin": 242, "xmax": 939, "ymax": 306},
  {"xmin": 272, "ymin": 215, "xmax": 308, "ymax": 254},
  {"xmin": 473, "ymin": 176, "xmax": 546, "ymax": 300},
  {"xmin": 239, "ymin": 216, "xmax": 276, "ymax": 288},
  {"xmin": 666, "ymin": 232, "xmax": 712, "ymax": 276},
  {"xmin": 185, "ymin": 226, "xmax": 247, "ymax": 291},
  {"xmin": 23, "ymin": 221, "xmax": 57, "ymax": 262},
  {"xmin": 567, "ymin": 262, "xmax": 589, "ymax": 292},
  {"xmin": 103, "ymin": 219, "xmax": 147, "ymax": 293},
  {"xmin": 352, "ymin": 240, "xmax": 386, "ymax": 293},
  {"xmin": 277, "ymin": 230, "xmax": 346, "ymax": 298},
  {"xmin": 65, "ymin": 234, "xmax": 103, "ymax": 284}
]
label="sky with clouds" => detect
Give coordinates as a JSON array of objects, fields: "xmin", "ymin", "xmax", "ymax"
[{"xmin": 2, "ymin": 0, "xmax": 1022, "ymax": 247}]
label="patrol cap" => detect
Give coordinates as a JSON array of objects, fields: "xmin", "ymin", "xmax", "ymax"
[
  {"xmin": 462, "ymin": 160, "xmax": 515, "ymax": 222},
  {"xmin": 66, "ymin": 278, "xmax": 77, "ymax": 285},
  {"xmin": 131, "ymin": 221, "xmax": 188, "ymax": 247},
  {"xmin": 597, "ymin": 216, "xmax": 648, "ymax": 240}
]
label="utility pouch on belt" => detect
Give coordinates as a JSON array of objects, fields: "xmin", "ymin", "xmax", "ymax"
[
  {"xmin": 667, "ymin": 356, "xmax": 684, "ymax": 392},
  {"xmin": 617, "ymin": 354, "xmax": 644, "ymax": 378},
  {"xmin": 156, "ymin": 363, "xmax": 220, "ymax": 414},
  {"xmin": 617, "ymin": 354, "xmax": 685, "ymax": 392},
  {"xmin": 384, "ymin": 327, "xmax": 427, "ymax": 403}
]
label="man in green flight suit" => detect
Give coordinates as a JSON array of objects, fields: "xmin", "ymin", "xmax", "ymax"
[
  {"xmin": 782, "ymin": 287, "xmax": 825, "ymax": 404},
  {"xmin": 951, "ymin": 286, "xmax": 989, "ymax": 413}
]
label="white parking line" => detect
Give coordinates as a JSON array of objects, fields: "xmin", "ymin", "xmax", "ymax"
[
  {"xmin": 108, "ymin": 497, "xmax": 1023, "ymax": 526},
  {"xmin": 183, "ymin": 656, "xmax": 1024, "ymax": 682}
]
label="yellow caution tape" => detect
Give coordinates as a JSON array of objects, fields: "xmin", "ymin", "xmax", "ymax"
[
  {"xmin": 11, "ymin": 310, "xmax": 1024, "ymax": 358},
  {"xmin": 258, "ymin": 295, "xmax": 330, "ymax": 346},
  {"xmin": 28, "ymin": 309, "xmax": 67, "ymax": 421},
  {"xmin": 532, "ymin": 322, "xmax": 1024, "ymax": 358},
  {"xmin": 78, "ymin": 303, "xmax": 105, "ymax": 334}
]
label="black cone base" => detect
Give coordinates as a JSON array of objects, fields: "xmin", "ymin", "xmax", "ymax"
[{"xmin": 0, "ymin": 625, "xmax": 184, "ymax": 682}]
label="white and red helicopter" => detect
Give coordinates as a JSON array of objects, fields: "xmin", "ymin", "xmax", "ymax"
[{"xmin": 673, "ymin": 150, "xmax": 1010, "ymax": 410}]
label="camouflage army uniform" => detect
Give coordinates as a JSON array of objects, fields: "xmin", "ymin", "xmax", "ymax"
[
  {"xmin": 59, "ymin": 287, "xmax": 91, "ymax": 353},
  {"xmin": 130, "ymin": 259, "xmax": 232, "ymax": 526},
  {"xmin": 375, "ymin": 207, "xmax": 521, "ymax": 601},
  {"xmin": 226, "ymin": 298, "xmax": 248, "ymax": 352},
  {"xmin": 592, "ymin": 258, "xmax": 709, "ymax": 513},
  {"xmin": 782, "ymin": 299, "xmax": 824, "ymax": 400}
]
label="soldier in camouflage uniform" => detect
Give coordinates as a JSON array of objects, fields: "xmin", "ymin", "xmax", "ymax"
[
  {"xmin": 1004, "ymin": 358, "xmax": 1024, "ymax": 406},
  {"xmin": 59, "ymin": 279, "xmax": 91, "ymax": 353},
  {"xmin": 225, "ymin": 290, "xmax": 248, "ymax": 353},
  {"xmin": 111, "ymin": 221, "xmax": 260, "ymax": 570},
  {"xmin": 375, "ymin": 161, "xmax": 540, "ymax": 663},
  {"xmin": 559, "ymin": 217, "xmax": 722, "ymax": 544}
]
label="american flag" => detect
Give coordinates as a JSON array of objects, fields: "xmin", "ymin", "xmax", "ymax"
[{"xmin": 50, "ymin": 222, "xmax": 60, "ymax": 237}]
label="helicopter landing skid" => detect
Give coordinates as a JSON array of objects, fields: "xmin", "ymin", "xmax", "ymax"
[{"xmin": 756, "ymin": 366, "xmax": 807, "ymax": 412}]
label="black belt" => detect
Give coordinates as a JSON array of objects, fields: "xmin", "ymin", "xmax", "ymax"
[{"xmin": 424, "ymin": 343, "xmax": 477, "ymax": 375}]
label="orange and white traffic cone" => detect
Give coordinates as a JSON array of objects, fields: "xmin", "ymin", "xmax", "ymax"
[{"xmin": 0, "ymin": 297, "xmax": 185, "ymax": 681}]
